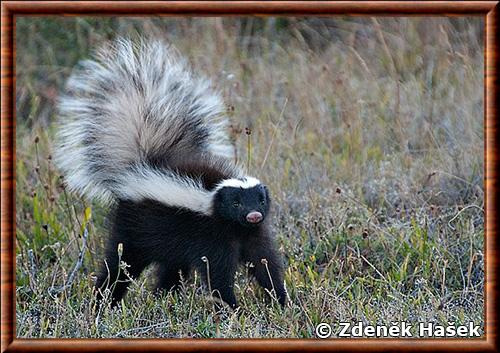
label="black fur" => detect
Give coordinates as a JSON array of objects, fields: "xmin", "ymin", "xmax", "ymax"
[
  {"xmin": 57, "ymin": 39, "xmax": 287, "ymax": 310},
  {"xmin": 95, "ymin": 186, "xmax": 286, "ymax": 309},
  {"xmin": 213, "ymin": 184, "xmax": 270, "ymax": 227}
]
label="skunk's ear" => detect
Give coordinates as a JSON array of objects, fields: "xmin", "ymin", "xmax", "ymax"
[{"xmin": 263, "ymin": 185, "xmax": 270, "ymax": 200}]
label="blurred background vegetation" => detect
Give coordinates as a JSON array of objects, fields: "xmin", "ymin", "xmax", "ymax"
[{"xmin": 16, "ymin": 17, "xmax": 484, "ymax": 338}]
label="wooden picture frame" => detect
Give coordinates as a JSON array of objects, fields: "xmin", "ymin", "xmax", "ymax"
[{"xmin": 1, "ymin": 1, "xmax": 497, "ymax": 352}]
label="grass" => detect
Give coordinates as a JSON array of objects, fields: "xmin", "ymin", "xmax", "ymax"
[{"xmin": 15, "ymin": 17, "xmax": 484, "ymax": 338}]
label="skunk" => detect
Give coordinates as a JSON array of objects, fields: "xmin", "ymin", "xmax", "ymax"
[{"xmin": 55, "ymin": 38, "xmax": 286, "ymax": 309}]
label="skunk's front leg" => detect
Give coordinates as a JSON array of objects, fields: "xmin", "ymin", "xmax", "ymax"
[
  {"xmin": 243, "ymin": 237, "xmax": 286, "ymax": 306},
  {"xmin": 198, "ymin": 249, "xmax": 239, "ymax": 310}
]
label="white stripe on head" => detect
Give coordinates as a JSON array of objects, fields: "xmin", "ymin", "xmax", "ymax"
[
  {"xmin": 114, "ymin": 168, "xmax": 262, "ymax": 215},
  {"xmin": 214, "ymin": 177, "xmax": 261, "ymax": 191}
]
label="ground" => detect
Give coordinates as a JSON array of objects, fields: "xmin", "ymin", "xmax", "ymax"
[{"xmin": 15, "ymin": 17, "xmax": 484, "ymax": 338}]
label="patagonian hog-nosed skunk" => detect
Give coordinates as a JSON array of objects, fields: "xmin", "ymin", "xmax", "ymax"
[{"xmin": 55, "ymin": 38, "xmax": 286, "ymax": 309}]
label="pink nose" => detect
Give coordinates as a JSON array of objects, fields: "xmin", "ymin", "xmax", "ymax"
[{"xmin": 246, "ymin": 211, "xmax": 263, "ymax": 223}]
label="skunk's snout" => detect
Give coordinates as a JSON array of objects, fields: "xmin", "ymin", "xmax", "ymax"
[{"xmin": 246, "ymin": 211, "xmax": 263, "ymax": 224}]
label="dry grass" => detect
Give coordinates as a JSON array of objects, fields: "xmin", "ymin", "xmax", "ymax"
[{"xmin": 15, "ymin": 17, "xmax": 484, "ymax": 338}]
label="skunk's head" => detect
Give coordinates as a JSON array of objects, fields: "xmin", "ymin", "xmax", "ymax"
[{"xmin": 212, "ymin": 177, "xmax": 270, "ymax": 227}]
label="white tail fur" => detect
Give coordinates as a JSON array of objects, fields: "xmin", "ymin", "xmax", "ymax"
[{"xmin": 55, "ymin": 38, "xmax": 236, "ymax": 206}]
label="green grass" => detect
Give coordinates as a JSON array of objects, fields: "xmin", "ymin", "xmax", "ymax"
[{"xmin": 15, "ymin": 17, "xmax": 484, "ymax": 338}]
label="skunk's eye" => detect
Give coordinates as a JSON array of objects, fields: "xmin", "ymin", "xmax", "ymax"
[
  {"xmin": 233, "ymin": 201, "xmax": 240, "ymax": 208},
  {"xmin": 260, "ymin": 199, "xmax": 266, "ymax": 205}
]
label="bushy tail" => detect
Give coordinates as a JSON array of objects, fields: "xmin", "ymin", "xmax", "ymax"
[{"xmin": 55, "ymin": 38, "xmax": 234, "ymax": 204}]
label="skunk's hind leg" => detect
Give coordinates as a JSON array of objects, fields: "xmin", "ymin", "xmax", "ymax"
[
  {"xmin": 156, "ymin": 263, "xmax": 190, "ymax": 293},
  {"xmin": 95, "ymin": 234, "xmax": 150, "ymax": 307}
]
